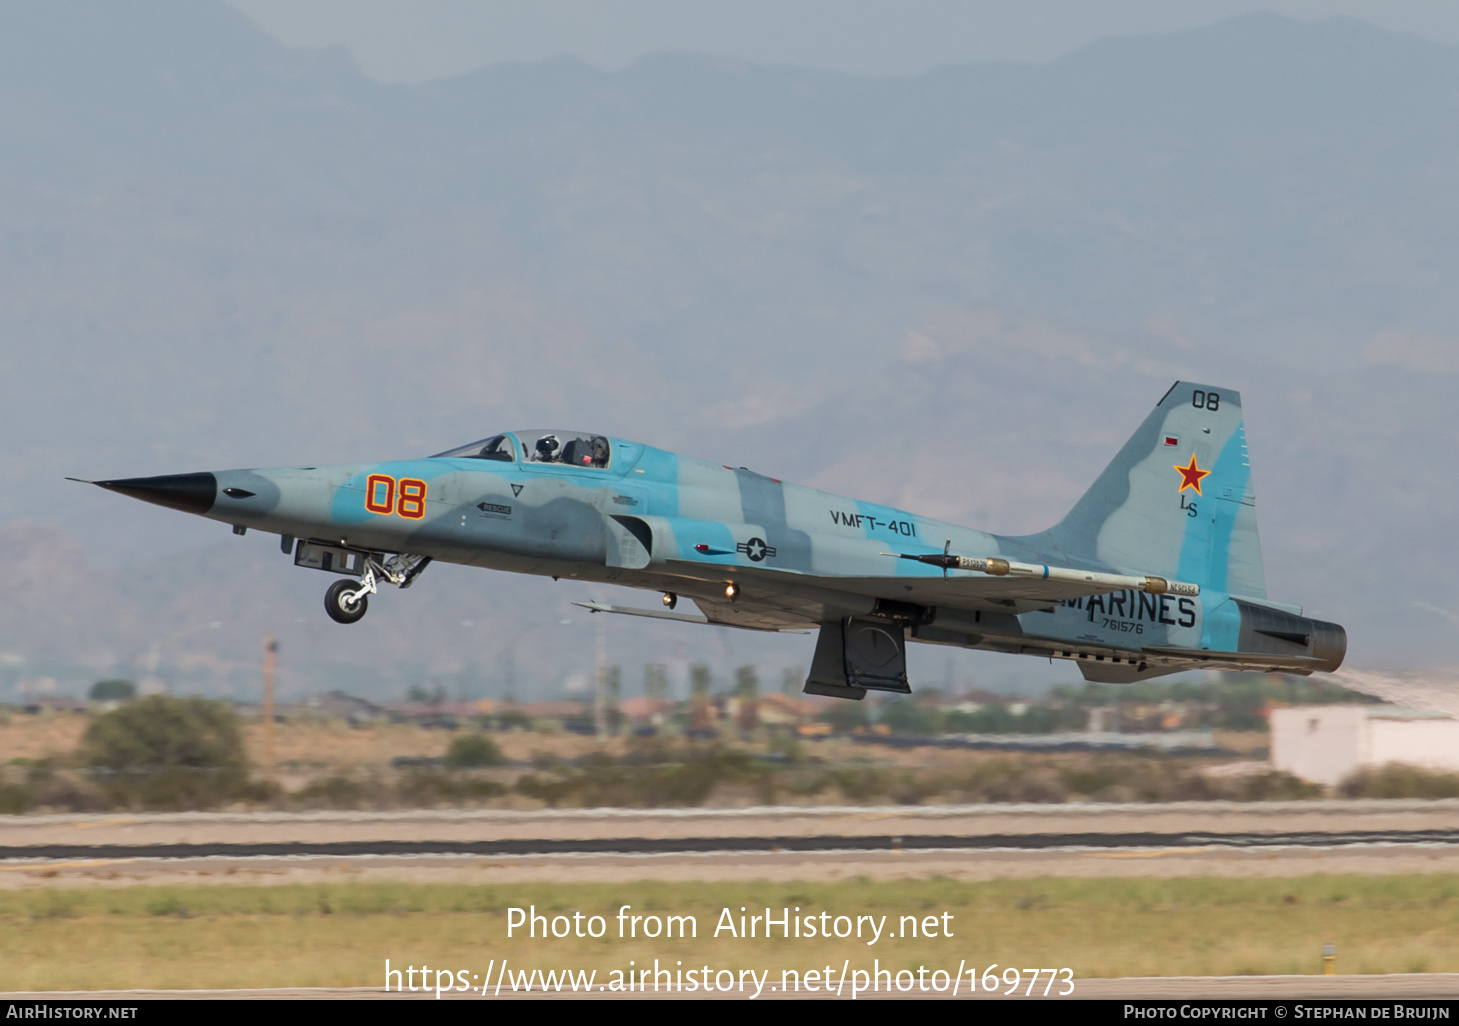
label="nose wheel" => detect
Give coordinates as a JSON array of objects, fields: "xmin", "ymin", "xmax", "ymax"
[
  {"xmin": 324, "ymin": 578, "xmax": 369, "ymax": 624},
  {"xmin": 316, "ymin": 554, "xmax": 431, "ymax": 624}
]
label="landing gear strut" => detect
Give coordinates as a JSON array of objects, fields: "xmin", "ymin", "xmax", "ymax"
[{"xmin": 318, "ymin": 552, "xmax": 432, "ymax": 625}]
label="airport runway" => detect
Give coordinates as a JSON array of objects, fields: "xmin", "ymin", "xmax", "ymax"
[
  {"xmin": 3, "ymin": 800, "xmax": 1458, "ymax": 856},
  {"xmin": 1, "ymin": 801, "xmax": 1457, "ymax": 886},
  {"xmin": 4, "ymin": 827, "xmax": 1459, "ymax": 861}
]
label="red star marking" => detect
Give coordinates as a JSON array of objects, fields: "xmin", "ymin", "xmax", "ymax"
[{"xmin": 1174, "ymin": 454, "xmax": 1210, "ymax": 495}]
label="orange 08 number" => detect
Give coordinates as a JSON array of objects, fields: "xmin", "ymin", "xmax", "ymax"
[
  {"xmin": 364, "ymin": 474, "xmax": 427, "ymax": 519},
  {"xmin": 397, "ymin": 478, "xmax": 427, "ymax": 519},
  {"xmin": 364, "ymin": 474, "xmax": 395, "ymax": 515}
]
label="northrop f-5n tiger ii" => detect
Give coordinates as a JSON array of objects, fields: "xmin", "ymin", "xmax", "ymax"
[{"xmin": 78, "ymin": 381, "xmax": 1344, "ymax": 699}]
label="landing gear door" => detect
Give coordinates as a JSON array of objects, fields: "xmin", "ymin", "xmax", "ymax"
[
  {"xmin": 803, "ymin": 617, "xmax": 911, "ymax": 700},
  {"xmin": 844, "ymin": 618, "xmax": 910, "ymax": 693},
  {"xmin": 805, "ymin": 620, "xmax": 863, "ymax": 700},
  {"xmin": 294, "ymin": 540, "xmax": 370, "ymax": 577}
]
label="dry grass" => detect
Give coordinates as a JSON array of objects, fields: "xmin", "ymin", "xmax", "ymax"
[
  {"xmin": 1, "ymin": 716, "xmax": 1304, "ymax": 813},
  {"xmin": 0, "ymin": 711, "xmax": 88, "ymax": 761},
  {"xmin": 0, "ymin": 716, "xmax": 627, "ymax": 775},
  {"xmin": 254, "ymin": 720, "xmax": 623, "ymax": 773},
  {"xmin": 3, "ymin": 875, "xmax": 1458, "ymax": 991},
  {"xmin": 0, "ymin": 716, "xmax": 1269, "ymax": 773}
]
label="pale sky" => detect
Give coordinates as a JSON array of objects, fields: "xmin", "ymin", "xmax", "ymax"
[{"xmin": 227, "ymin": 0, "xmax": 1459, "ymax": 82}]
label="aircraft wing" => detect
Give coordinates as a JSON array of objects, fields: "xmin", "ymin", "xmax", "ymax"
[
  {"xmin": 691, "ymin": 594, "xmax": 820, "ymax": 631},
  {"xmin": 656, "ymin": 558, "xmax": 1155, "ymax": 619}
]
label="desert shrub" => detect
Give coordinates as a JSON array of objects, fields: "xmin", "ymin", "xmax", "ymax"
[
  {"xmin": 821, "ymin": 767, "xmax": 890, "ymax": 801},
  {"xmin": 0, "ymin": 783, "xmax": 32, "ymax": 814},
  {"xmin": 1059, "ymin": 759, "xmax": 1143, "ymax": 797},
  {"xmin": 514, "ymin": 744, "xmax": 763, "ymax": 808},
  {"xmin": 293, "ymin": 775, "xmax": 378, "ymax": 809},
  {"xmin": 967, "ymin": 765, "xmax": 1069, "ymax": 803},
  {"xmin": 30, "ymin": 775, "xmax": 108, "ymax": 812},
  {"xmin": 397, "ymin": 771, "xmax": 505, "ymax": 805},
  {"xmin": 445, "ymin": 733, "xmax": 504, "ymax": 768},
  {"xmin": 78, "ymin": 695, "xmax": 251, "ymax": 809},
  {"xmin": 1339, "ymin": 764, "xmax": 1459, "ymax": 799},
  {"xmin": 18, "ymin": 757, "xmax": 56, "ymax": 784},
  {"xmin": 0, "ymin": 757, "xmax": 108, "ymax": 813},
  {"xmin": 1228, "ymin": 770, "xmax": 1321, "ymax": 801},
  {"xmin": 80, "ymin": 695, "xmax": 246, "ymax": 775},
  {"xmin": 513, "ymin": 773, "xmax": 576, "ymax": 806},
  {"xmin": 912, "ymin": 754, "xmax": 1323, "ymax": 805}
]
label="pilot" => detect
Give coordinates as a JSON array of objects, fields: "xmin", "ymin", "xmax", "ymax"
[
  {"xmin": 590, "ymin": 435, "xmax": 610, "ymax": 468},
  {"xmin": 535, "ymin": 434, "xmax": 560, "ymax": 463}
]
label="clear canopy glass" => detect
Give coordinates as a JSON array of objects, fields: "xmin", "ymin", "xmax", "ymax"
[
  {"xmin": 428, "ymin": 434, "xmax": 516, "ymax": 461},
  {"xmin": 430, "ymin": 430, "xmax": 611, "ymax": 468}
]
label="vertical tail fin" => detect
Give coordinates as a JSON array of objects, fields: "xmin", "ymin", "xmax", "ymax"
[{"xmin": 1025, "ymin": 381, "xmax": 1267, "ymax": 597}]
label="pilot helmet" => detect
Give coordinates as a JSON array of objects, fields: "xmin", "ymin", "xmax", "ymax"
[{"xmin": 536, "ymin": 434, "xmax": 560, "ymax": 459}]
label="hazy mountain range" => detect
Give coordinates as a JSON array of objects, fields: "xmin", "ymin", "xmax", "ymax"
[{"xmin": 1, "ymin": 1, "xmax": 1454, "ymax": 699}]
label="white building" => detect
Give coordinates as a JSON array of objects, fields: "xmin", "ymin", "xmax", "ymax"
[{"xmin": 1270, "ymin": 705, "xmax": 1459, "ymax": 786}]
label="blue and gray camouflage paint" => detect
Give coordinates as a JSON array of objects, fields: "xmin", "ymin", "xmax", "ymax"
[{"xmin": 83, "ymin": 382, "xmax": 1345, "ymax": 698}]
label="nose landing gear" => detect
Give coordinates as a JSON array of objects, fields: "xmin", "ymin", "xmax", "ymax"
[
  {"xmin": 324, "ymin": 578, "xmax": 369, "ymax": 624},
  {"xmin": 315, "ymin": 551, "xmax": 432, "ymax": 625}
]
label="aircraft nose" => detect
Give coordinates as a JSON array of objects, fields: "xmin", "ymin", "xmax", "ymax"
[{"xmin": 93, "ymin": 472, "xmax": 218, "ymax": 515}]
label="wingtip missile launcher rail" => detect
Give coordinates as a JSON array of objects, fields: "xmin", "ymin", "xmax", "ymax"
[{"xmin": 889, "ymin": 551, "xmax": 1200, "ymax": 598}]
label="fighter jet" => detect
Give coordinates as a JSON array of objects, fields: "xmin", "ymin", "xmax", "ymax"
[{"xmin": 77, "ymin": 381, "xmax": 1344, "ymax": 699}]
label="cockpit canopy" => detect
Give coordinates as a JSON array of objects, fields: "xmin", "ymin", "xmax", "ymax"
[
  {"xmin": 521, "ymin": 430, "xmax": 611, "ymax": 468},
  {"xmin": 431, "ymin": 434, "xmax": 516, "ymax": 462},
  {"xmin": 430, "ymin": 430, "xmax": 612, "ymax": 469}
]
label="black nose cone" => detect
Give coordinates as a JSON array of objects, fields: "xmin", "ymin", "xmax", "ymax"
[{"xmin": 94, "ymin": 473, "xmax": 217, "ymax": 515}]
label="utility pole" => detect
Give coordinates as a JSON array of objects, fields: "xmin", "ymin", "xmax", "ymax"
[
  {"xmin": 262, "ymin": 633, "xmax": 277, "ymax": 790},
  {"xmin": 593, "ymin": 615, "xmax": 607, "ymax": 740}
]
